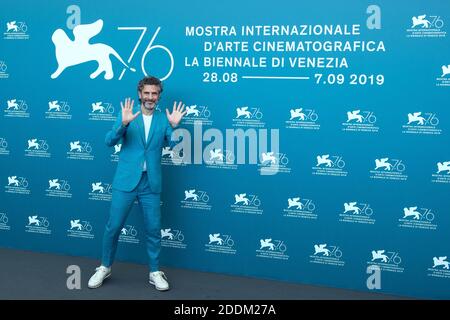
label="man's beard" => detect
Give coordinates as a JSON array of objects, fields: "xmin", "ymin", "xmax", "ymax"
[{"xmin": 144, "ymin": 101, "xmax": 155, "ymax": 109}]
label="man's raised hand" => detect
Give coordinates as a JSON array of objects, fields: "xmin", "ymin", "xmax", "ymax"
[{"xmin": 121, "ymin": 98, "xmax": 140, "ymax": 126}]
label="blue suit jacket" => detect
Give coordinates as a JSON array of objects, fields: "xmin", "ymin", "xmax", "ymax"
[{"xmin": 105, "ymin": 106, "xmax": 174, "ymax": 193}]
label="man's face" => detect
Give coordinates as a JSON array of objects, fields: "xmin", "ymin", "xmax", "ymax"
[{"xmin": 139, "ymin": 84, "xmax": 161, "ymax": 111}]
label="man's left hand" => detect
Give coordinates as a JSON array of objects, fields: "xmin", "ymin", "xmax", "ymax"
[{"xmin": 166, "ymin": 101, "xmax": 187, "ymax": 128}]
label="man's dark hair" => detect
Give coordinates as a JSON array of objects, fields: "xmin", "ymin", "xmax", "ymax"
[{"xmin": 137, "ymin": 76, "xmax": 163, "ymax": 94}]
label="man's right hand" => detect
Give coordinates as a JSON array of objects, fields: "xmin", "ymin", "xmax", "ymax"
[{"xmin": 121, "ymin": 97, "xmax": 140, "ymax": 126}]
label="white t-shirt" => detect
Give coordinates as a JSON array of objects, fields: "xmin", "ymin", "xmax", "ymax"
[{"xmin": 142, "ymin": 114, "xmax": 153, "ymax": 172}]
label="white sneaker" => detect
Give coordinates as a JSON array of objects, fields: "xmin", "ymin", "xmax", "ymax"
[
  {"xmin": 88, "ymin": 266, "xmax": 111, "ymax": 289},
  {"xmin": 149, "ymin": 271, "xmax": 170, "ymax": 291}
]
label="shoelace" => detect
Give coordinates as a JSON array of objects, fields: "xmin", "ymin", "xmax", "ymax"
[
  {"xmin": 152, "ymin": 271, "xmax": 167, "ymax": 280},
  {"xmin": 95, "ymin": 266, "xmax": 109, "ymax": 273}
]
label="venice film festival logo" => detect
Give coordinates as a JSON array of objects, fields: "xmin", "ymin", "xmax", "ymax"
[
  {"xmin": 26, "ymin": 215, "xmax": 51, "ymax": 235},
  {"xmin": 161, "ymin": 228, "xmax": 187, "ymax": 249},
  {"xmin": 205, "ymin": 148, "xmax": 237, "ymax": 170},
  {"xmin": 283, "ymin": 196, "xmax": 318, "ymax": 220},
  {"xmin": 161, "ymin": 146, "xmax": 187, "ymax": 166},
  {"xmin": 205, "ymin": 233, "xmax": 236, "ymax": 254},
  {"xmin": 67, "ymin": 140, "xmax": 94, "ymax": 161},
  {"xmin": 5, "ymin": 99, "xmax": 30, "ymax": 118},
  {"xmin": 406, "ymin": 14, "xmax": 446, "ymax": 38},
  {"xmin": 398, "ymin": 206, "xmax": 437, "ymax": 230},
  {"xmin": 182, "ymin": 104, "xmax": 213, "ymax": 126},
  {"xmin": 0, "ymin": 137, "xmax": 10, "ymax": 155},
  {"xmin": 402, "ymin": 111, "xmax": 441, "ymax": 135},
  {"xmin": 5, "ymin": 175, "xmax": 30, "ymax": 195},
  {"xmin": 4, "ymin": 20, "xmax": 29, "ymax": 40},
  {"xmin": 119, "ymin": 225, "xmax": 140, "ymax": 244},
  {"xmin": 370, "ymin": 157, "xmax": 408, "ymax": 181},
  {"xmin": 0, "ymin": 60, "xmax": 9, "ymax": 79},
  {"xmin": 258, "ymin": 151, "xmax": 291, "ymax": 174},
  {"xmin": 367, "ymin": 249, "xmax": 404, "ymax": 273},
  {"xmin": 428, "ymin": 256, "xmax": 450, "ymax": 279},
  {"xmin": 50, "ymin": 18, "xmax": 173, "ymax": 81},
  {"xmin": 88, "ymin": 181, "xmax": 112, "ymax": 201},
  {"xmin": 110, "ymin": 143, "xmax": 121, "ymax": 162},
  {"xmin": 232, "ymin": 106, "xmax": 265, "ymax": 128},
  {"xmin": 180, "ymin": 188, "xmax": 211, "ymax": 211},
  {"xmin": 45, "ymin": 100, "xmax": 72, "ymax": 120},
  {"xmin": 0, "ymin": 212, "xmax": 10, "ymax": 231},
  {"xmin": 339, "ymin": 201, "xmax": 376, "ymax": 225},
  {"xmin": 68, "ymin": 219, "xmax": 94, "ymax": 239},
  {"xmin": 285, "ymin": 107, "xmax": 320, "ymax": 130},
  {"xmin": 312, "ymin": 154, "xmax": 348, "ymax": 177},
  {"xmin": 431, "ymin": 161, "xmax": 450, "ymax": 184},
  {"xmin": 230, "ymin": 193, "xmax": 263, "ymax": 215},
  {"xmin": 256, "ymin": 238, "xmax": 289, "ymax": 260},
  {"xmin": 436, "ymin": 64, "xmax": 450, "ymax": 87},
  {"xmin": 342, "ymin": 109, "xmax": 379, "ymax": 133},
  {"xmin": 309, "ymin": 243, "xmax": 345, "ymax": 267},
  {"xmin": 25, "ymin": 138, "xmax": 51, "ymax": 158},
  {"xmin": 46, "ymin": 178, "xmax": 72, "ymax": 199},
  {"xmin": 88, "ymin": 101, "xmax": 116, "ymax": 121}
]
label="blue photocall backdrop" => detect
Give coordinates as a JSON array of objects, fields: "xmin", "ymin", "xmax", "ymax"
[{"xmin": 1, "ymin": 0, "xmax": 449, "ymax": 298}]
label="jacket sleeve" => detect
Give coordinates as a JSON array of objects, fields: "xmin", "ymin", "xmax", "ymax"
[{"xmin": 105, "ymin": 111, "xmax": 127, "ymax": 147}]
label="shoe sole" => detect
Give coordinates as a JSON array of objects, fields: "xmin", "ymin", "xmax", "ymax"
[
  {"xmin": 149, "ymin": 280, "xmax": 170, "ymax": 291},
  {"xmin": 88, "ymin": 272, "xmax": 111, "ymax": 289}
]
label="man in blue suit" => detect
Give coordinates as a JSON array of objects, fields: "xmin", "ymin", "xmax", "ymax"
[{"xmin": 88, "ymin": 76, "xmax": 186, "ymax": 291}]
